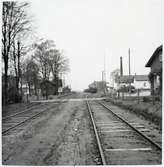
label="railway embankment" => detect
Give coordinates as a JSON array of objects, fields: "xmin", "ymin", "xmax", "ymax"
[{"xmin": 104, "ymin": 98, "xmax": 162, "ymax": 130}]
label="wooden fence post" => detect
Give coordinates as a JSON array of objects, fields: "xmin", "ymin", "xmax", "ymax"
[
  {"xmin": 122, "ymin": 92, "xmax": 124, "ymax": 100},
  {"xmin": 118, "ymin": 91, "xmax": 120, "ymax": 99},
  {"xmin": 137, "ymin": 89, "xmax": 140, "ymax": 104}
]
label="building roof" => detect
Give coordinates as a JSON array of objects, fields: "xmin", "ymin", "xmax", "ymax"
[
  {"xmin": 145, "ymin": 45, "xmax": 162, "ymax": 67},
  {"xmin": 116, "ymin": 75, "xmax": 148, "ymax": 83},
  {"xmin": 134, "ymin": 75, "xmax": 149, "ymax": 81},
  {"xmin": 117, "ymin": 75, "xmax": 134, "ymax": 83},
  {"xmin": 40, "ymin": 80, "xmax": 56, "ymax": 86}
]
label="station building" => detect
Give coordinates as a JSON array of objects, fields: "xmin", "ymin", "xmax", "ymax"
[{"xmin": 145, "ymin": 45, "xmax": 162, "ymax": 96}]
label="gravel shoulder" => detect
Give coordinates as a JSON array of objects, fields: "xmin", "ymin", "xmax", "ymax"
[{"xmin": 102, "ymin": 100, "xmax": 162, "ymax": 147}]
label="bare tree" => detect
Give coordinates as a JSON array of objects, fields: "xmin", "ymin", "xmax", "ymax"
[
  {"xmin": 33, "ymin": 39, "xmax": 70, "ymax": 95},
  {"xmin": 2, "ymin": 1, "xmax": 31, "ymax": 104},
  {"xmin": 49, "ymin": 49, "xmax": 69, "ymax": 76},
  {"xmin": 48, "ymin": 49, "xmax": 69, "ymax": 94},
  {"xmin": 33, "ymin": 40, "xmax": 55, "ymax": 80},
  {"xmin": 11, "ymin": 41, "xmax": 20, "ymax": 92},
  {"xmin": 23, "ymin": 58, "xmax": 40, "ymax": 96}
]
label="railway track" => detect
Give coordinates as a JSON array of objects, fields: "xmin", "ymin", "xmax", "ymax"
[
  {"xmin": 57, "ymin": 93, "xmax": 73, "ymax": 98},
  {"xmin": 3, "ymin": 102, "xmax": 44, "ymax": 121},
  {"xmin": 86, "ymin": 99, "xmax": 161, "ymax": 165},
  {"xmin": 2, "ymin": 102, "xmax": 39, "ymax": 118},
  {"xmin": 2, "ymin": 103, "xmax": 57, "ymax": 135}
]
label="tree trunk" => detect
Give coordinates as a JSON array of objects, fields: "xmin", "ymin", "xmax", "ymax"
[
  {"xmin": 28, "ymin": 82, "xmax": 31, "ymax": 96},
  {"xmin": 34, "ymin": 78, "xmax": 38, "ymax": 96},
  {"xmin": 3, "ymin": 36, "xmax": 8, "ymax": 105},
  {"xmin": 4, "ymin": 61, "xmax": 8, "ymax": 105},
  {"xmin": 17, "ymin": 41, "xmax": 20, "ymax": 93},
  {"xmin": 34, "ymin": 84, "xmax": 37, "ymax": 96},
  {"xmin": 54, "ymin": 74, "xmax": 58, "ymax": 95},
  {"xmin": 20, "ymin": 76, "xmax": 23, "ymax": 101},
  {"xmin": 16, "ymin": 76, "xmax": 19, "ymax": 93},
  {"xmin": 46, "ymin": 84, "xmax": 48, "ymax": 100}
]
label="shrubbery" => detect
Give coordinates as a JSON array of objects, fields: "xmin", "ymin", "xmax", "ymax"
[
  {"xmin": 8, "ymin": 88, "xmax": 22, "ymax": 103},
  {"xmin": 84, "ymin": 88, "xmax": 97, "ymax": 93},
  {"xmin": 2, "ymin": 86, "xmax": 22, "ymax": 104},
  {"xmin": 143, "ymin": 96, "xmax": 151, "ymax": 102},
  {"xmin": 118, "ymin": 85, "xmax": 136, "ymax": 93}
]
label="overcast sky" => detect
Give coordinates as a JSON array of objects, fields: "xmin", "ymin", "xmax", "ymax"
[{"xmin": 28, "ymin": 0, "xmax": 163, "ymax": 91}]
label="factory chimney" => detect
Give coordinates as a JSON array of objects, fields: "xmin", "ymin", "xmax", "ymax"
[{"xmin": 120, "ymin": 56, "xmax": 123, "ymax": 76}]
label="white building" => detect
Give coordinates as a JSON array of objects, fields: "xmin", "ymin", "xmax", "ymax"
[{"xmin": 133, "ymin": 75, "xmax": 150, "ymax": 90}]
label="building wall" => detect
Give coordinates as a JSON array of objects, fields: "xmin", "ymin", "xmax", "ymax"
[
  {"xmin": 89, "ymin": 81, "xmax": 107, "ymax": 92},
  {"xmin": 153, "ymin": 75, "xmax": 160, "ymax": 89},
  {"xmin": 151, "ymin": 52, "xmax": 162, "ymax": 73},
  {"xmin": 134, "ymin": 80, "xmax": 150, "ymax": 89},
  {"xmin": 118, "ymin": 83, "xmax": 134, "ymax": 88},
  {"xmin": 149, "ymin": 51, "xmax": 162, "ymax": 96}
]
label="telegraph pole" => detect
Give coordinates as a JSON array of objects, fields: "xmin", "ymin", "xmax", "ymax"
[
  {"xmin": 102, "ymin": 71, "xmax": 104, "ymax": 82},
  {"xmin": 120, "ymin": 56, "xmax": 123, "ymax": 76},
  {"xmin": 103, "ymin": 55, "xmax": 106, "ymax": 95},
  {"xmin": 128, "ymin": 48, "xmax": 131, "ymax": 96}
]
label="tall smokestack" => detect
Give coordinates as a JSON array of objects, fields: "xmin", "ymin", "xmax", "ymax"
[{"xmin": 120, "ymin": 56, "xmax": 123, "ymax": 76}]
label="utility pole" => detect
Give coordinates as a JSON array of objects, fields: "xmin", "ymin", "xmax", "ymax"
[
  {"xmin": 120, "ymin": 56, "xmax": 123, "ymax": 76},
  {"xmin": 102, "ymin": 71, "xmax": 104, "ymax": 82},
  {"xmin": 103, "ymin": 55, "xmax": 106, "ymax": 95},
  {"xmin": 128, "ymin": 48, "xmax": 131, "ymax": 96},
  {"xmin": 102, "ymin": 70, "xmax": 105, "ymax": 95},
  {"xmin": 120, "ymin": 56, "xmax": 123, "ymax": 99}
]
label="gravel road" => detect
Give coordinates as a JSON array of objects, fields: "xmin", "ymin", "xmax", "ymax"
[{"xmin": 2, "ymin": 100, "xmax": 100, "ymax": 165}]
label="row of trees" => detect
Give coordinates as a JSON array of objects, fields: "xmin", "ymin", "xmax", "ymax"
[
  {"xmin": 2, "ymin": 2, "xmax": 69, "ymax": 105},
  {"xmin": 2, "ymin": 2, "xmax": 32, "ymax": 105},
  {"xmin": 27, "ymin": 40, "xmax": 69, "ymax": 99}
]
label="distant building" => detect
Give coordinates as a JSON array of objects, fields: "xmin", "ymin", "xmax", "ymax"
[
  {"xmin": 114, "ymin": 74, "xmax": 150, "ymax": 90},
  {"xmin": 89, "ymin": 81, "xmax": 107, "ymax": 92},
  {"xmin": 133, "ymin": 75, "xmax": 150, "ymax": 90},
  {"xmin": 118, "ymin": 75, "xmax": 134, "ymax": 88},
  {"xmin": 40, "ymin": 80, "xmax": 56, "ymax": 97},
  {"xmin": 62, "ymin": 86, "xmax": 71, "ymax": 94},
  {"xmin": 145, "ymin": 45, "xmax": 162, "ymax": 96},
  {"xmin": 113, "ymin": 75, "xmax": 134, "ymax": 90}
]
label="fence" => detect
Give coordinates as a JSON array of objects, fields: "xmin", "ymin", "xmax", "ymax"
[{"xmin": 111, "ymin": 89, "xmax": 162, "ymax": 105}]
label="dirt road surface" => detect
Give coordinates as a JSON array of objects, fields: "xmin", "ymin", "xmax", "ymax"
[{"xmin": 2, "ymin": 100, "xmax": 100, "ymax": 165}]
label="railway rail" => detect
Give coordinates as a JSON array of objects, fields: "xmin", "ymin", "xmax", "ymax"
[
  {"xmin": 2, "ymin": 103, "xmax": 57, "ymax": 135},
  {"xmin": 2, "ymin": 93, "xmax": 74, "ymax": 135},
  {"xmin": 86, "ymin": 99, "xmax": 161, "ymax": 165},
  {"xmin": 2, "ymin": 102, "xmax": 39, "ymax": 118},
  {"xmin": 3, "ymin": 102, "xmax": 43, "ymax": 121}
]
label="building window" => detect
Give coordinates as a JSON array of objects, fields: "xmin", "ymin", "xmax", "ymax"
[{"xmin": 143, "ymin": 82, "xmax": 146, "ymax": 87}]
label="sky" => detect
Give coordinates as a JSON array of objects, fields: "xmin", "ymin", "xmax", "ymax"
[{"xmin": 28, "ymin": 0, "xmax": 163, "ymax": 91}]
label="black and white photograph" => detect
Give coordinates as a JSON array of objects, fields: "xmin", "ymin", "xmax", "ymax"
[{"xmin": 2, "ymin": 0, "xmax": 162, "ymax": 165}]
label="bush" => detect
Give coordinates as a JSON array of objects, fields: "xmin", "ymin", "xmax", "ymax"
[
  {"xmin": 8, "ymin": 87, "xmax": 22, "ymax": 103},
  {"xmin": 84, "ymin": 88, "xmax": 97, "ymax": 93},
  {"xmin": 118, "ymin": 85, "xmax": 136, "ymax": 93},
  {"xmin": 49, "ymin": 95, "xmax": 54, "ymax": 99},
  {"xmin": 143, "ymin": 96, "xmax": 151, "ymax": 102},
  {"xmin": 155, "ymin": 96, "xmax": 160, "ymax": 101}
]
